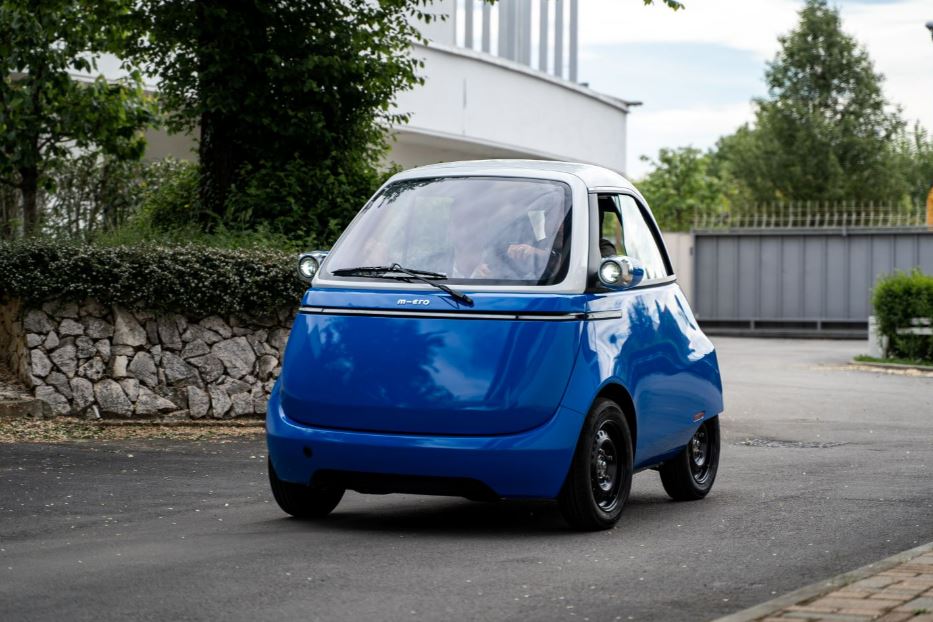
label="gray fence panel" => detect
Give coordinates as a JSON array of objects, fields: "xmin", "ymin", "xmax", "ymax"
[{"xmin": 693, "ymin": 229, "xmax": 933, "ymax": 334}]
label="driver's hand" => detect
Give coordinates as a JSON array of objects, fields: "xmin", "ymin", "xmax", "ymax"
[
  {"xmin": 507, "ymin": 244, "xmax": 541, "ymax": 261},
  {"xmin": 471, "ymin": 263, "xmax": 492, "ymax": 278}
]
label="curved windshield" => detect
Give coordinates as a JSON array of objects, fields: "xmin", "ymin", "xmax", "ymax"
[{"xmin": 325, "ymin": 177, "xmax": 573, "ymax": 285}]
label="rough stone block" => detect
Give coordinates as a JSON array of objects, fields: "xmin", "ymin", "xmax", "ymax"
[
  {"xmin": 70, "ymin": 377, "xmax": 94, "ymax": 411},
  {"xmin": 35, "ymin": 385, "xmax": 70, "ymax": 417},
  {"xmin": 211, "ymin": 337, "xmax": 256, "ymax": 379},
  {"xmin": 94, "ymin": 339, "xmax": 111, "ymax": 362},
  {"xmin": 189, "ymin": 355, "xmax": 224, "ymax": 383},
  {"xmin": 128, "ymin": 351, "xmax": 158, "ymax": 388},
  {"xmin": 113, "ymin": 307, "xmax": 147, "ymax": 347},
  {"xmin": 84, "ymin": 317, "xmax": 114, "ymax": 339},
  {"xmin": 43, "ymin": 331, "xmax": 60, "ymax": 350},
  {"xmin": 75, "ymin": 336, "xmax": 95, "ymax": 359},
  {"xmin": 200, "ymin": 316, "xmax": 232, "ymax": 339},
  {"xmin": 112, "ymin": 355, "xmax": 129, "ymax": 378},
  {"xmin": 30, "ymin": 349, "xmax": 52, "ymax": 377},
  {"xmin": 46, "ymin": 371, "xmax": 72, "ymax": 399},
  {"xmin": 186, "ymin": 386, "xmax": 210, "ymax": 418},
  {"xmin": 208, "ymin": 385, "xmax": 232, "ymax": 418},
  {"xmin": 24, "ymin": 309, "xmax": 53, "ymax": 334},
  {"xmin": 120, "ymin": 378, "xmax": 140, "ymax": 402},
  {"xmin": 94, "ymin": 379, "xmax": 132, "ymax": 416},
  {"xmin": 59, "ymin": 318, "xmax": 84, "ymax": 336},
  {"xmin": 134, "ymin": 387, "xmax": 177, "ymax": 416},
  {"xmin": 78, "ymin": 357, "xmax": 105, "ymax": 381},
  {"xmin": 180, "ymin": 339, "xmax": 209, "ymax": 360},
  {"xmin": 162, "ymin": 351, "xmax": 197, "ymax": 385}
]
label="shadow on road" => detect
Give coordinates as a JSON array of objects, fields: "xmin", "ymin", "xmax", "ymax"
[{"xmin": 257, "ymin": 493, "xmax": 678, "ymax": 537}]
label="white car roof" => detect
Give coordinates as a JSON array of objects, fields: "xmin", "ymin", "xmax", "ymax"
[{"xmin": 388, "ymin": 159, "xmax": 639, "ymax": 194}]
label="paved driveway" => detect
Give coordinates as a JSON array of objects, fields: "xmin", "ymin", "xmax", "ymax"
[{"xmin": 1, "ymin": 338, "xmax": 932, "ymax": 621}]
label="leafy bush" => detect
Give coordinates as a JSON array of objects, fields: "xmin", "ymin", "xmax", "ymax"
[
  {"xmin": 0, "ymin": 240, "xmax": 306, "ymax": 317},
  {"xmin": 872, "ymin": 270, "xmax": 933, "ymax": 362}
]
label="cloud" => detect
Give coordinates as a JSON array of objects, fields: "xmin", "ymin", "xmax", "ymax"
[
  {"xmin": 580, "ymin": 0, "xmax": 800, "ymax": 60},
  {"xmin": 627, "ymin": 102, "xmax": 757, "ymax": 178},
  {"xmin": 579, "ymin": 0, "xmax": 933, "ymax": 175}
]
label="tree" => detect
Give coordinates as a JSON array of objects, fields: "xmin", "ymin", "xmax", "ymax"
[
  {"xmin": 0, "ymin": 0, "xmax": 154, "ymax": 236},
  {"xmin": 638, "ymin": 147, "xmax": 739, "ymax": 231},
  {"xmin": 720, "ymin": 0, "xmax": 904, "ymax": 203},
  {"xmin": 128, "ymin": 0, "xmax": 439, "ymax": 237},
  {"xmin": 891, "ymin": 123, "xmax": 933, "ymax": 207}
]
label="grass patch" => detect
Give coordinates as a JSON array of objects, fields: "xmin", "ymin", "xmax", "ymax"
[{"xmin": 853, "ymin": 355, "xmax": 933, "ymax": 369}]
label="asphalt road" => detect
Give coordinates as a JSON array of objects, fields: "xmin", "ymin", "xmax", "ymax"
[{"xmin": 1, "ymin": 338, "xmax": 932, "ymax": 622}]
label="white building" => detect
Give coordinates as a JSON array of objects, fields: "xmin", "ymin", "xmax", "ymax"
[
  {"xmin": 390, "ymin": 0, "xmax": 635, "ymax": 174},
  {"xmin": 145, "ymin": 0, "xmax": 636, "ymax": 175}
]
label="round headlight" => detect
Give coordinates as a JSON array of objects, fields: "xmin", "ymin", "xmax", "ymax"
[
  {"xmin": 599, "ymin": 259, "xmax": 623, "ymax": 285},
  {"xmin": 297, "ymin": 255, "xmax": 320, "ymax": 281}
]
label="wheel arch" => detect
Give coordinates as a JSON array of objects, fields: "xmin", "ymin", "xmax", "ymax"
[{"xmin": 593, "ymin": 382, "xmax": 637, "ymax": 454}]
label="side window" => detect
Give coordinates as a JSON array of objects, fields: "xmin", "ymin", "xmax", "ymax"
[{"xmin": 611, "ymin": 194, "xmax": 669, "ymax": 280}]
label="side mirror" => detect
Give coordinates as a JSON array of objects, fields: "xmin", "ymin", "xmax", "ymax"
[
  {"xmin": 598, "ymin": 255, "xmax": 645, "ymax": 289},
  {"xmin": 297, "ymin": 251, "xmax": 328, "ymax": 283}
]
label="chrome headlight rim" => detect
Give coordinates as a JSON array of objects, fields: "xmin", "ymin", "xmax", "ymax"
[{"xmin": 297, "ymin": 251, "xmax": 328, "ymax": 283}]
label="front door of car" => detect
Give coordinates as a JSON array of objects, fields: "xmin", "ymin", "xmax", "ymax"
[{"xmin": 591, "ymin": 193, "xmax": 712, "ymax": 467}]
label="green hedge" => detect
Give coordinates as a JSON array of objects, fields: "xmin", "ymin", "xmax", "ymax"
[
  {"xmin": 873, "ymin": 270, "xmax": 933, "ymax": 362},
  {"xmin": 0, "ymin": 240, "xmax": 306, "ymax": 317}
]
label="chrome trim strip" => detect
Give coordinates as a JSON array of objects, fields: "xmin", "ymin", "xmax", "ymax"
[
  {"xmin": 298, "ymin": 306, "xmax": 627, "ymax": 321},
  {"xmin": 299, "ymin": 306, "xmax": 583, "ymax": 321},
  {"xmin": 585, "ymin": 310, "xmax": 623, "ymax": 320}
]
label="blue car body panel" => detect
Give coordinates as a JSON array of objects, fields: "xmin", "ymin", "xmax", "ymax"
[
  {"xmin": 266, "ymin": 161, "xmax": 724, "ymax": 500},
  {"xmin": 268, "ymin": 283, "xmax": 722, "ymax": 497},
  {"xmin": 280, "ymin": 290, "xmax": 585, "ymax": 436}
]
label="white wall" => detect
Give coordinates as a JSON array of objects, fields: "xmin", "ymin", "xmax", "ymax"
[
  {"xmin": 390, "ymin": 43, "xmax": 629, "ymax": 174},
  {"xmin": 662, "ymin": 231, "xmax": 694, "ymax": 306}
]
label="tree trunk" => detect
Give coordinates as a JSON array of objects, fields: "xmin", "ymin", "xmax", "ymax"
[
  {"xmin": 198, "ymin": 109, "xmax": 237, "ymax": 227},
  {"xmin": 20, "ymin": 166, "xmax": 39, "ymax": 237}
]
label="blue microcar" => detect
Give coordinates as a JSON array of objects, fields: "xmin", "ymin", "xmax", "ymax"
[{"xmin": 266, "ymin": 160, "xmax": 723, "ymax": 531}]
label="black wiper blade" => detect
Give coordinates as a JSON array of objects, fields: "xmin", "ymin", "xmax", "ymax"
[
  {"xmin": 331, "ymin": 264, "xmax": 473, "ymax": 307},
  {"xmin": 331, "ymin": 265, "xmax": 447, "ymax": 279}
]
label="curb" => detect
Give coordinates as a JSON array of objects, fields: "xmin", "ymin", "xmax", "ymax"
[{"xmin": 710, "ymin": 541, "xmax": 933, "ymax": 622}]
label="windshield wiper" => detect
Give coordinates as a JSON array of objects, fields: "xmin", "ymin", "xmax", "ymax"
[{"xmin": 331, "ymin": 264, "xmax": 474, "ymax": 306}]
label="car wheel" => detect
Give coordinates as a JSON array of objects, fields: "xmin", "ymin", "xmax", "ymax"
[
  {"xmin": 268, "ymin": 459, "xmax": 344, "ymax": 519},
  {"xmin": 659, "ymin": 417, "xmax": 720, "ymax": 501},
  {"xmin": 558, "ymin": 398, "xmax": 633, "ymax": 531}
]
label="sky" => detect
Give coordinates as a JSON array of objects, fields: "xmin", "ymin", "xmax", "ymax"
[{"xmin": 576, "ymin": 0, "xmax": 933, "ymax": 178}]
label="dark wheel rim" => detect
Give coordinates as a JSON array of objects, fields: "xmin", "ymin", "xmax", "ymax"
[
  {"xmin": 590, "ymin": 420, "xmax": 625, "ymax": 512},
  {"xmin": 689, "ymin": 423, "xmax": 713, "ymax": 485}
]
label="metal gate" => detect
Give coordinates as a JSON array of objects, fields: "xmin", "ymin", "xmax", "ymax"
[{"xmin": 692, "ymin": 228, "xmax": 933, "ymax": 337}]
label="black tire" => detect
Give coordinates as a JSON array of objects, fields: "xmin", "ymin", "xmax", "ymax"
[
  {"xmin": 268, "ymin": 459, "xmax": 344, "ymax": 519},
  {"xmin": 558, "ymin": 398, "xmax": 633, "ymax": 531},
  {"xmin": 659, "ymin": 417, "xmax": 720, "ymax": 501}
]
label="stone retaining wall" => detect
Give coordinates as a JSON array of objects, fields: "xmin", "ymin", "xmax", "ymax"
[{"xmin": 0, "ymin": 299, "xmax": 294, "ymax": 418}]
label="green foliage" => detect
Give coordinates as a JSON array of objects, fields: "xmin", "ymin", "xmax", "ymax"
[
  {"xmin": 44, "ymin": 152, "xmax": 146, "ymax": 239},
  {"xmin": 637, "ymin": 147, "xmax": 742, "ymax": 231},
  {"xmin": 128, "ymin": 0, "xmax": 433, "ymax": 238},
  {"xmin": 720, "ymin": 0, "xmax": 904, "ymax": 203},
  {"xmin": 0, "ymin": 0, "xmax": 155, "ymax": 235},
  {"xmin": 891, "ymin": 123, "xmax": 933, "ymax": 206},
  {"xmin": 0, "ymin": 239, "xmax": 305, "ymax": 316},
  {"xmin": 134, "ymin": 158, "xmax": 201, "ymax": 231},
  {"xmin": 872, "ymin": 271, "xmax": 933, "ymax": 363}
]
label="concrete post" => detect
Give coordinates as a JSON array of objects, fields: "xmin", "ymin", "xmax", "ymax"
[
  {"xmin": 569, "ymin": 0, "xmax": 578, "ymax": 82},
  {"xmin": 464, "ymin": 0, "xmax": 474, "ymax": 49},
  {"xmin": 554, "ymin": 0, "xmax": 564, "ymax": 78},
  {"xmin": 481, "ymin": 2, "xmax": 491, "ymax": 52},
  {"xmin": 539, "ymin": 0, "xmax": 549, "ymax": 72}
]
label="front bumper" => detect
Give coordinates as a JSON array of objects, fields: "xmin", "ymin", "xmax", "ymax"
[{"xmin": 266, "ymin": 383, "xmax": 584, "ymax": 499}]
